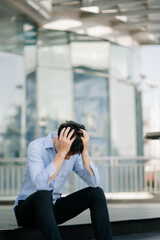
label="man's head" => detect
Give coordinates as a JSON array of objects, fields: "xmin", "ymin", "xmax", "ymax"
[{"xmin": 57, "ymin": 121, "xmax": 86, "ymax": 155}]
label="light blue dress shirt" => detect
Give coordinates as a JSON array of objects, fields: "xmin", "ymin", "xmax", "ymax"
[{"xmin": 14, "ymin": 132, "xmax": 99, "ymax": 209}]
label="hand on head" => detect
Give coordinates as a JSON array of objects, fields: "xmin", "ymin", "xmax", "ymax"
[
  {"xmin": 55, "ymin": 121, "xmax": 87, "ymax": 157},
  {"xmin": 79, "ymin": 129, "xmax": 89, "ymax": 152},
  {"xmin": 55, "ymin": 127, "xmax": 76, "ymax": 156}
]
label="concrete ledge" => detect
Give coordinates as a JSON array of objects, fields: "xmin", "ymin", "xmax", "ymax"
[
  {"xmin": 0, "ymin": 224, "xmax": 94, "ymax": 240},
  {"xmin": 0, "ymin": 218, "xmax": 160, "ymax": 240},
  {"xmin": 0, "ymin": 192, "xmax": 159, "ymax": 205},
  {"xmin": 105, "ymin": 192, "xmax": 154, "ymax": 200},
  {"xmin": 111, "ymin": 218, "xmax": 160, "ymax": 236}
]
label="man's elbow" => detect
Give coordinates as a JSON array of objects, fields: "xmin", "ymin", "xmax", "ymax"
[
  {"xmin": 90, "ymin": 179, "xmax": 99, "ymax": 188},
  {"xmin": 32, "ymin": 175, "xmax": 49, "ymax": 190}
]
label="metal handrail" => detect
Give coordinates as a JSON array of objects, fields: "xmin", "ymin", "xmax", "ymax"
[{"xmin": 0, "ymin": 156, "xmax": 159, "ymax": 196}]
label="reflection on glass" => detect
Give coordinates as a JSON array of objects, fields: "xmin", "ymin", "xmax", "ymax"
[
  {"xmin": 24, "ymin": 24, "xmax": 37, "ymax": 146},
  {"xmin": 38, "ymin": 45, "xmax": 70, "ymax": 69},
  {"xmin": 37, "ymin": 38, "xmax": 73, "ymax": 136},
  {"xmin": 71, "ymin": 41, "xmax": 110, "ymax": 72},
  {"xmin": 0, "ymin": 52, "xmax": 24, "ymax": 158},
  {"xmin": 26, "ymin": 71, "xmax": 36, "ymax": 145},
  {"xmin": 38, "ymin": 68, "xmax": 73, "ymax": 136},
  {"xmin": 110, "ymin": 78, "xmax": 137, "ymax": 156},
  {"xmin": 110, "ymin": 44, "xmax": 132, "ymax": 80},
  {"xmin": 74, "ymin": 72, "xmax": 110, "ymax": 156},
  {"xmin": 0, "ymin": 19, "xmax": 24, "ymax": 54},
  {"xmin": 110, "ymin": 44, "xmax": 137, "ymax": 156}
]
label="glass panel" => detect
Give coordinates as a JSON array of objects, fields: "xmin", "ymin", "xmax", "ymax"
[
  {"xmin": 0, "ymin": 52, "xmax": 25, "ymax": 158},
  {"xmin": 74, "ymin": 72, "xmax": 110, "ymax": 156},
  {"xmin": 71, "ymin": 41, "xmax": 110, "ymax": 72},
  {"xmin": 71, "ymin": 38, "xmax": 110, "ymax": 156},
  {"xmin": 37, "ymin": 67, "xmax": 74, "ymax": 136},
  {"xmin": 110, "ymin": 77, "xmax": 137, "ymax": 156},
  {"xmin": 132, "ymin": 51, "xmax": 141, "ymax": 84},
  {"xmin": 110, "ymin": 44, "xmax": 137, "ymax": 156},
  {"xmin": 38, "ymin": 30, "xmax": 70, "ymax": 69},
  {"xmin": 24, "ymin": 24, "xmax": 38, "ymax": 146},
  {"xmin": 38, "ymin": 29, "xmax": 69, "ymax": 46},
  {"xmin": 0, "ymin": 19, "xmax": 24, "ymax": 54},
  {"xmin": 110, "ymin": 44, "xmax": 133, "ymax": 81},
  {"xmin": 25, "ymin": 70, "xmax": 37, "ymax": 145},
  {"xmin": 38, "ymin": 44, "xmax": 70, "ymax": 69},
  {"xmin": 37, "ymin": 31, "xmax": 73, "ymax": 136}
]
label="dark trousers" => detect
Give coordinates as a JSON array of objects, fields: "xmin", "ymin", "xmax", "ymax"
[{"xmin": 15, "ymin": 187, "xmax": 113, "ymax": 240}]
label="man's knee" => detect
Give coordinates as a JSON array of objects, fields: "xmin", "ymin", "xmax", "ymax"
[
  {"xmin": 87, "ymin": 187, "xmax": 106, "ymax": 202},
  {"xmin": 35, "ymin": 190, "xmax": 52, "ymax": 203}
]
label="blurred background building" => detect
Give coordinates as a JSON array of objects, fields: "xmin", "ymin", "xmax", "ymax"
[{"xmin": 0, "ymin": 0, "xmax": 160, "ymax": 198}]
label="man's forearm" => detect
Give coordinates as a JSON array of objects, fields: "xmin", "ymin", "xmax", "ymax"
[
  {"xmin": 49, "ymin": 127, "xmax": 76, "ymax": 181},
  {"xmin": 81, "ymin": 151, "xmax": 94, "ymax": 175},
  {"xmin": 49, "ymin": 152, "xmax": 65, "ymax": 181}
]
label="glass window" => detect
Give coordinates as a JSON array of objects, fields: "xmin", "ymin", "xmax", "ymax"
[
  {"xmin": 71, "ymin": 39, "xmax": 110, "ymax": 156},
  {"xmin": 37, "ymin": 68, "xmax": 74, "ymax": 136},
  {"xmin": 110, "ymin": 44, "xmax": 133, "ymax": 81},
  {"xmin": 38, "ymin": 45, "xmax": 70, "ymax": 69},
  {"xmin": 24, "ymin": 26, "xmax": 38, "ymax": 145},
  {"xmin": 110, "ymin": 44, "xmax": 137, "ymax": 156},
  {"xmin": 71, "ymin": 41, "xmax": 110, "ymax": 72},
  {"xmin": 37, "ymin": 32, "xmax": 73, "ymax": 136},
  {"xmin": 0, "ymin": 19, "xmax": 24, "ymax": 54},
  {"xmin": 110, "ymin": 77, "xmax": 137, "ymax": 156},
  {"xmin": 0, "ymin": 52, "xmax": 25, "ymax": 158},
  {"xmin": 74, "ymin": 72, "xmax": 110, "ymax": 156}
]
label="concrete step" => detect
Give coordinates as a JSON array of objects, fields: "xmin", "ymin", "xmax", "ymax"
[
  {"xmin": 114, "ymin": 231, "xmax": 160, "ymax": 240},
  {"xmin": 1, "ymin": 203, "xmax": 160, "ymax": 240},
  {"xmin": 0, "ymin": 218, "xmax": 160, "ymax": 240}
]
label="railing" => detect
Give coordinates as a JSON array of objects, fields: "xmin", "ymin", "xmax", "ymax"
[
  {"xmin": 145, "ymin": 158, "xmax": 160, "ymax": 194},
  {"xmin": 0, "ymin": 158, "xmax": 26, "ymax": 197},
  {"xmin": 0, "ymin": 156, "xmax": 160, "ymax": 198}
]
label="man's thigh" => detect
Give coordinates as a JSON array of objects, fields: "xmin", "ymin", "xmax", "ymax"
[
  {"xmin": 15, "ymin": 190, "xmax": 51, "ymax": 227},
  {"xmin": 54, "ymin": 187, "xmax": 92, "ymax": 224}
]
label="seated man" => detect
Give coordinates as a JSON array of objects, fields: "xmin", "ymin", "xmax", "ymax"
[{"xmin": 14, "ymin": 121, "xmax": 113, "ymax": 240}]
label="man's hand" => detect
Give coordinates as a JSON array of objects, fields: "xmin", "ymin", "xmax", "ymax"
[
  {"xmin": 80, "ymin": 129, "xmax": 94, "ymax": 175},
  {"xmin": 56, "ymin": 127, "xmax": 76, "ymax": 156},
  {"xmin": 80, "ymin": 129, "xmax": 89, "ymax": 153}
]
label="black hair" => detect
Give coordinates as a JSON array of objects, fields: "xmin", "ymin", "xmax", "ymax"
[{"xmin": 57, "ymin": 121, "xmax": 86, "ymax": 154}]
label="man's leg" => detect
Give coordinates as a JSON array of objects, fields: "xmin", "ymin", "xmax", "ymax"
[
  {"xmin": 15, "ymin": 190, "xmax": 62, "ymax": 240},
  {"xmin": 54, "ymin": 187, "xmax": 113, "ymax": 240}
]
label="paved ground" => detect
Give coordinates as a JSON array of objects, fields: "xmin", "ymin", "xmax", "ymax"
[
  {"xmin": 1, "ymin": 202, "xmax": 160, "ymax": 228},
  {"xmin": 113, "ymin": 232, "xmax": 160, "ymax": 240},
  {"xmin": 64, "ymin": 202, "xmax": 160, "ymax": 225}
]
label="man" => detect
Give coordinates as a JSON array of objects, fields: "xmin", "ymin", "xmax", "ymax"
[{"xmin": 14, "ymin": 121, "xmax": 113, "ymax": 240}]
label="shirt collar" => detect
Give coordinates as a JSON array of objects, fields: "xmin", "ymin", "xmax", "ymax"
[{"xmin": 44, "ymin": 132, "xmax": 57, "ymax": 149}]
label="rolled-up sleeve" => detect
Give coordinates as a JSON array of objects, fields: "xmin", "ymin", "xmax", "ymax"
[
  {"xmin": 27, "ymin": 142, "xmax": 56, "ymax": 190},
  {"xmin": 73, "ymin": 155, "xmax": 99, "ymax": 187}
]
